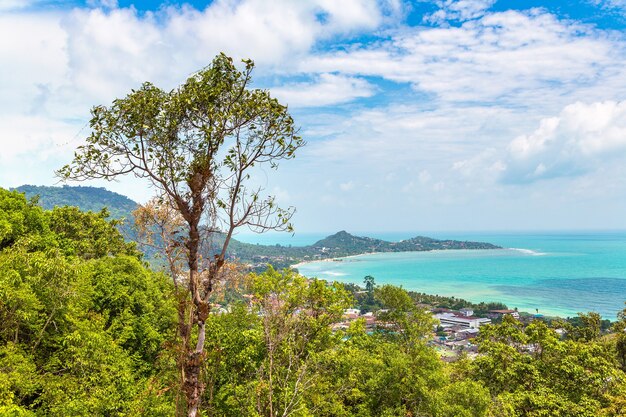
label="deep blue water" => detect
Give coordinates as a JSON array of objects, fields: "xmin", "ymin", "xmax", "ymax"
[{"xmin": 237, "ymin": 231, "xmax": 626, "ymax": 319}]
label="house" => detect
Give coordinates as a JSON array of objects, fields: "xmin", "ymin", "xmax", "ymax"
[
  {"xmin": 343, "ymin": 308, "xmax": 360, "ymax": 320},
  {"xmin": 456, "ymin": 328, "xmax": 480, "ymax": 339},
  {"xmin": 362, "ymin": 312, "xmax": 376, "ymax": 326}
]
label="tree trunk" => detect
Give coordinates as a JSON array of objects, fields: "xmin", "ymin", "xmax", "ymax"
[
  {"xmin": 182, "ymin": 216, "xmax": 206, "ymax": 417},
  {"xmin": 181, "ymin": 202, "xmax": 220, "ymax": 417},
  {"xmin": 184, "ymin": 321, "xmax": 206, "ymax": 417}
]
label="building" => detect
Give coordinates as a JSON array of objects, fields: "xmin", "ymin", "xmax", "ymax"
[
  {"xmin": 487, "ymin": 309, "xmax": 520, "ymax": 320},
  {"xmin": 434, "ymin": 312, "xmax": 491, "ymax": 329},
  {"xmin": 343, "ymin": 308, "xmax": 360, "ymax": 320},
  {"xmin": 456, "ymin": 328, "xmax": 480, "ymax": 339}
]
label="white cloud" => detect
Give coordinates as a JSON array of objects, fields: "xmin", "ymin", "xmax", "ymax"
[
  {"xmin": 303, "ymin": 9, "xmax": 625, "ymax": 107},
  {"xmin": 0, "ymin": 0, "xmax": 393, "ymax": 117},
  {"xmin": 590, "ymin": 0, "xmax": 626, "ymax": 14},
  {"xmin": 0, "ymin": 0, "xmax": 392, "ymax": 200},
  {"xmin": 272, "ymin": 73, "xmax": 375, "ymax": 107},
  {"xmin": 271, "ymin": 186, "xmax": 291, "ymax": 204},
  {"xmin": 0, "ymin": 0, "xmax": 32, "ymax": 11},
  {"xmin": 0, "ymin": 115, "xmax": 80, "ymax": 162},
  {"xmin": 87, "ymin": 0, "xmax": 119, "ymax": 8},
  {"xmin": 163, "ymin": 0, "xmax": 386, "ymax": 70},
  {"xmin": 0, "ymin": 13, "xmax": 67, "ymax": 115},
  {"xmin": 453, "ymin": 148, "xmax": 504, "ymax": 178},
  {"xmin": 432, "ymin": 181, "xmax": 445, "ymax": 191},
  {"xmin": 314, "ymin": 0, "xmax": 384, "ymax": 30},
  {"xmin": 501, "ymin": 100, "xmax": 626, "ymax": 183},
  {"xmin": 418, "ymin": 170, "xmax": 431, "ymax": 183},
  {"xmin": 3, "ymin": 1, "xmax": 626, "ymax": 230},
  {"xmin": 0, "ymin": 114, "xmax": 83, "ymax": 190},
  {"xmin": 305, "ymin": 104, "xmax": 526, "ymax": 170},
  {"xmin": 339, "ymin": 181, "xmax": 355, "ymax": 191},
  {"xmin": 424, "ymin": 0, "xmax": 495, "ymax": 24}
]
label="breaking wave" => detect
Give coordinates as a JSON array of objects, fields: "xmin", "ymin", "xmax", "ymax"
[
  {"xmin": 509, "ymin": 248, "xmax": 548, "ymax": 256},
  {"xmin": 321, "ymin": 271, "xmax": 348, "ymax": 277}
]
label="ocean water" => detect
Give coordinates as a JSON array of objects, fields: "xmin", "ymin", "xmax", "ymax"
[{"xmin": 238, "ymin": 231, "xmax": 626, "ymax": 319}]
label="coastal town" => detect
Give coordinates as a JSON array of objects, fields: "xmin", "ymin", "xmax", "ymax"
[
  {"xmin": 335, "ymin": 305, "xmax": 523, "ymax": 359},
  {"xmin": 208, "ymin": 277, "xmax": 561, "ymax": 362}
]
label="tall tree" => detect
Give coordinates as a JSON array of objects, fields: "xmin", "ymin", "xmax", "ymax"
[
  {"xmin": 613, "ymin": 303, "xmax": 626, "ymax": 371},
  {"xmin": 58, "ymin": 53, "xmax": 304, "ymax": 417},
  {"xmin": 363, "ymin": 275, "xmax": 375, "ymax": 293}
]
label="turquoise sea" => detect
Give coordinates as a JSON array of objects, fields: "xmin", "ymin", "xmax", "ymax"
[{"xmin": 236, "ymin": 231, "xmax": 626, "ymax": 319}]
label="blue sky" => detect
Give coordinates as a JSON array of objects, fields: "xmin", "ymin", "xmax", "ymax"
[{"xmin": 2, "ymin": 0, "xmax": 626, "ymax": 232}]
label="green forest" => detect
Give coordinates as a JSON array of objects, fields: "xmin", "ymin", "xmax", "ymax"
[
  {"xmin": 2, "ymin": 187, "xmax": 626, "ymax": 416},
  {"xmin": 15, "ymin": 185, "xmax": 138, "ymax": 220}
]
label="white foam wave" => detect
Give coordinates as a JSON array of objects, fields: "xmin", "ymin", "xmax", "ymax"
[
  {"xmin": 321, "ymin": 271, "xmax": 348, "ymax": 277},
  {"xmin": 509, "ymin": 248, "xmax": 548, "ymax": 256}
]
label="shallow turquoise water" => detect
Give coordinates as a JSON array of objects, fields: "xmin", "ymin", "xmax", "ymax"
[{"xmin": 240, "ymin": 231, "xmax": 626, "ymax": 319}]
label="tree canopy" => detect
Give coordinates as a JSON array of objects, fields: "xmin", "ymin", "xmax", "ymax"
[
  {"xmin": 57, "ymin": 53, "xmax": 304, "ymax": 417},
  {"xmin": 0, "ymin": 187, "xmax": 177, "ymax": 416}
]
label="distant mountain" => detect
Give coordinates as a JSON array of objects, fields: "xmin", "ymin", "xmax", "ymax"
[
  {"xmin": 308, "ymin": 230, "xmax": 500, "ymax": 258},
  {"xmin": 15, "ymin": 185, "xmax": 137, "ymax": 219},
  {"xmin": 13, "ymin": 185, "xmax": 501, "ymax": 271},
  {"xmin": 312, "ymin": 230, "xmax": 384, "ymax": 253},
  {"xmin": 221, "ymin": 230, "xmax": 501, "ymax": 271}
]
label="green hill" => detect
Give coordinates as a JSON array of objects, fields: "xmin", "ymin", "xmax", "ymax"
[
  {"xmin": 218, "ymin": 230, "xmax": 501, "ymax": 271},
  {"xmin": 15, "ymin": 185, "xmax": 137, "ymax": 219},
  {"xmin": 310, "ymin": 230, "xmax": 500, "ymax": 257}
]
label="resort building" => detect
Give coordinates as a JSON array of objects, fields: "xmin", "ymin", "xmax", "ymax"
[
  {"xmin": 434, "ymin": 312, "xmax": 491, "ymax": 329},
  {"xmin": 487, "ymin": 309, "xmax": 520, "ymax": 320}
]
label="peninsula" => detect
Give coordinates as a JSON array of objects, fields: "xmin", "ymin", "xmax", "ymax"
[
  {"xmin": 16, "ymin": 185, "xmax": 502, "ymax": 270},
  {"xmin": 228, "ymin": 230, "xmax": 501, "ymax": 270}
]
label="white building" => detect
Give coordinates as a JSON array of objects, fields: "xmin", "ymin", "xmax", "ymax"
[
  {"xmin": 487, "ymin": 309, "xmax": 520, "ymax": 319},
  {"xmin": 435, "ymin": 312, "xmax": 491, "ymax": 329}
]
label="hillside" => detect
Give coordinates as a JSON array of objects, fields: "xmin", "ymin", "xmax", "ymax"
[
  {"xmin": 215, "ymin": 230, "xmax": 501, "ymax": 270},
  {"xmin": 311, "ymin": 230, "xmax": 500, "ymax": 255},
  {"xmin": 16, "ymin": 184, "xmax": 137, "ymax": 219},
  {"xmin": 14, "ymin": 185, "xmax": 501, "ymax": 270}
]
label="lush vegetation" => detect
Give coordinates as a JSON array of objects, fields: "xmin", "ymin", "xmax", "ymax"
[
  {"xmin": 16, "ymin": 185, "xmax": 137, "ymax": 220},
  {"xmin": 343, "ymin": 279, "xmax": 509, "ymax": 317},
  {"xmin": 0, "ymin": 187, "xmax": 178, "ymax": 416},
  {"xmin": 3, "ymin": 186, "xmax": 626, "ymax": 416}
]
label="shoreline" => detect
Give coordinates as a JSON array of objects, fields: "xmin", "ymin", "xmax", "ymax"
[
  {"xmin": 291, "ymin": 251, "xmax": 382, "ymax": 269},
  {"xmin": 291, "ymin": 247, "xmax": 508, "ymax": 269},
  {"xmin": 293, "ymin": 248, "xmax": 624, "ymax": 320}
]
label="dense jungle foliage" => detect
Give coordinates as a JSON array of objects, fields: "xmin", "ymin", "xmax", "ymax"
[{"xmin": 2, "ymin": 187, "xmax": 626, "ymax": 416}]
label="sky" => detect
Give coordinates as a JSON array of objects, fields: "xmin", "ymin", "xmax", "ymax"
[{"xmin": 2, "ymin": 0, "xmax": 626, "ymax": 233}]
